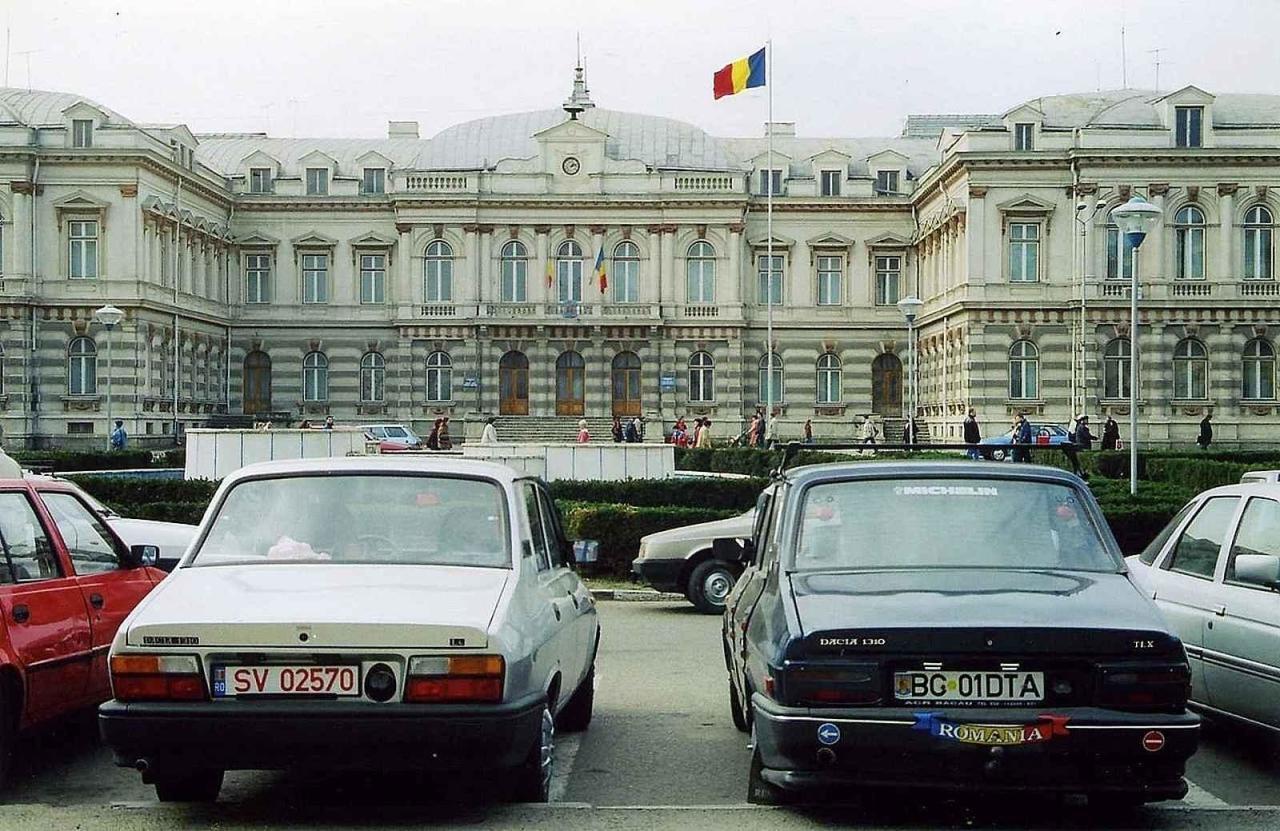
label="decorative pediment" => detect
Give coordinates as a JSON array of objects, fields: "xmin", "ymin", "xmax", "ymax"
[
  {"xmin": 1001, "ymin": 103, "xmax": 1045, "ymax": 122},
  {"xmin": 299, "ymin": 149, "xmax": 339, "ymax": 171},
  {"xmin": 807, "ymin": 232, "xmax": 856, "ymax": 249},
  {"xmin": 152, "ymin": 124, "xmax": 198, "ymax": 147},
  {"xmin": 238, "ymin": 149, "xmax": 281, "ymax": 171},
  {"xmin": 747, "ymin": 232, "xmax": 796, "ymax": 249},
  {"xmin": 747, "ymin": 149, "xmax": 793, "ymax": 165},
  {"xmin": 533, "ymin": 119, "xmax": 609, "ymax": 144},
  {"xmin": 996, "ymin": 193, "xmax": 1055, "ymax": 215},
  {"xmin": 866, "ymin": 148, "xmax": 909, "ymax": 166},
  {"xmin": 808, "ymin": 148, "xmax": 852, "ymax": 164},
  {"xmin": 237, "ymin": 231, "xmax": 281, "ymax": 247},
  {"xmin": 864, "ymin": 232, "xmax": 912, "ymax": 248},
  {"xmin": 291, "ymin": 231, "xmax": 339, "ymax": 249},
  {"xmin": 61, "ymin": 100, "xmax": 111, "ymax": 123},
  {"xmin": 1153, "ymin": 85, "xmax": 1215, "ymax": 105},
  {"xmin": 52, "ymin": 190, "xmax": 110, "ymax": 212},
  {"xmin": 349, "ymin": 231, "xmax": 398, "ymax": 247},
  {"xmin": 355, "ymin": 150, "xmax": 394, "ymax": 170}
]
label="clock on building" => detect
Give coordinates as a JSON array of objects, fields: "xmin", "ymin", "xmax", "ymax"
[{"xmin": 562, "ymin": 156, "xmax": 581, "ymax": 175}]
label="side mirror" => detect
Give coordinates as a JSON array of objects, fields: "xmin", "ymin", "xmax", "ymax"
[
  {"xmin": 572, "ymin": 539, "xmax": 599, "ymax": 566},
  {"xmin": 126, "ymin": 544, "xmax": 160, "ymax": 568},
  {"xmin": 713, "ymin": 537, "xmax": 754, "ymax": 563},
  {"xmin": 1234, "ymin": 554, "xmax": 1280, "ymax": 590}
]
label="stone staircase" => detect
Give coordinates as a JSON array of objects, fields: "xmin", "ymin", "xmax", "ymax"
[
  {"xmin": 491, "ymin": 416, "xmax": 630, "ymax": 443},
  {"xmin": 881, "ymin": 417, "xmax": 934, "ymax": 445}
]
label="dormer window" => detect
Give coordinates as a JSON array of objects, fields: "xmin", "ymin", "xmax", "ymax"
[
  {"xmin": 362, "ymin": 168, "xmax": 386, "ymax": 195},
  {"xmin": 875, "ymin": 170, "xmax": 900, "ymax": 195},
  {"xmin": 305, "ymin": 168, "xmax": 329, "ymax": 196},
  {"xmin": 820, "ymin": 170, "xmax": 842, "ymax": 196},
  {"xmin": 1175, "ymin": 107, "xmax": 1203, "ymax": 148},
  {"xmin": 759, "ymin": 169, "xmax": 783, "ymax": 196},
  {"xmin": 249, "ymin": 168, "xmax": 273, "ymax": 194},
  {"xmin": 72, "ymin": 119, "xmax": 93, "ymax": 148},
  {"xmin": 1014, "ymin": 123, "xmax": 1035, "ymax": 151}
]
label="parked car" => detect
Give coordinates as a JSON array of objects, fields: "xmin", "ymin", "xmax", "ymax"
[
  {"xmin": 46, "ymin": 479, "xmax": 196, "ymax": 572},
  {"xmin": 364, "ymin": 424, "xmax": 422, "ymax": 449},
  {"xmin": 979, "ymin": 424, "xmax": 1073, "ymax": 461},
  {"xmin": 0, "ymin": 477, "xmax": 165, "ymax": 785},
  {"xmin": 1239, "ymin": 470, "xmax": 1280, "ymax": 485},
  {"xmin": 1127, "ymin": 482, "xmax": 1280, "ymax": 734},
  {"xmin": 100, "ymin": 457, "xmax": 599, "ymax": 803},
  {"xmin": 633, "ymin": 511, "xmax": 754, "ymax": 613},
  {"xmin": 720, "ymin": 461, "xmax": 1199, "ymax": 807}
]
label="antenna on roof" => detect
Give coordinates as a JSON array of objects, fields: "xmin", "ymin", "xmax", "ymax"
[
  {"xmin": 1148, "ymin": 47, "xmax": 1165, "ymax": 91},
  {"xmin": 1119, "ymin": 6, "xmax": 1127, "ymax": 88},
  {"xmin": 563, "ymin": 33, "xmax": 594, "ymax": 119}
]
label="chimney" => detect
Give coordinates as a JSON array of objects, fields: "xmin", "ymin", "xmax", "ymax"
[
  {"xmin": 764, "ymin": 122, "xmax": 796, "ymax": 137},
  {"xmin": 388, "ymin": 121, "xmax": 420, "ymax": 139}
]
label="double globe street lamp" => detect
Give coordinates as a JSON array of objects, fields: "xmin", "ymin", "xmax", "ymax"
[
  {"xmin": 1109, "ymin": 195, "xmax": 1164, "ymax": 496},
  {"xmin": 93, "ymin": 304, "xmax": 125, "ymax": 452}
]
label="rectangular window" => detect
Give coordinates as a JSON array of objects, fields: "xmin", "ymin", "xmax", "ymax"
[
  {"xmin": 757, "ymin": 254, "xmax": 783, "ymax": 305},
  {"xmin": 502, "ymin": 255, "xmax": 527, "ymax": 303},
  {"xmin": 1168, "ymin": 497, "xmax": 1238, "ymax": 579},
  {"xmin": 758, "ymin": 169, "xmax": 783, "ymax": 196},
  {"xmin": 875, "ymin": 255, "xmax": 902, "ymax": 306},
  {"xmin": 68, "ymin": 220, "xmax": 98, "ymax": 279},
  {"xmin": 1014, "ymin": 123, "xmax": 1034, "ymax": 151},
  {"xmin": 249, "ymin": 168, "xmax": 273, "ymax": 194},
  {"xmin": 362, "ymin": 168, "xmax": 385, "ymax": 195},
  {"xmin": 360, "ymin": 253, "xmax": 386, "ymax": 304},
  {"xmin": 67, "ymin": 421, "xmax": 94, "ymax": 435},
  {"xmin": 875, "ymin": 170, "xmax": 900, "ymax": 194},
  {"xmin": 1175, "ymin": 106, "xmax": 1204, "ymax": 148},
  {"xmin": 301, "ymin": 254, "xmax": 328, "ymax": 303},
  {"xmin": 1105, "ymin": 227, "xmax": 1135, "ymax": 279},
  {"xmin": 816, "ymin": 255, "xmax": 842, "ymax": 305},
  {"xmin": 820, "ymin": 170, "xmax": 842, "ymax": 196},
  {"xmin": 245, "ymin": 253, "xmax": 271, "ymax": 304},
  {"xmin": 1008, "ymin": 223, "xmax": 1040, "ymax": 282},
  {"xmin": 305, "ymin": 168, "xmax": 329, "ymax": 196},
  {"xmin": 614, "ymin": 257, "xmax": 639, "ymax": 303},
  {"xmin": 72, "ymin": 119, "xmax": 93, "ymax": 148}
]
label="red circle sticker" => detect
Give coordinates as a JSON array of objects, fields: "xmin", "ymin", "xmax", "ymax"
[{"xmin": 1142, "ymin": 731, "xmax": 1165, "ymax": 752}]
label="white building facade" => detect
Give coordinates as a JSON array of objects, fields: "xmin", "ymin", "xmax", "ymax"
[{"xmin": 0, "ymin": 74, "xmax": 1276, "ymax": 448}]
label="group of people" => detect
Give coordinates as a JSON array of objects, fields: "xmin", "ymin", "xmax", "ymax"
[
  {"xmin": 425, "ymin": 417, "xmax": 454, "ymax": 450},
  {"xmin": 607, "ymin": 415, "xmax": 647, "ymax": 444},
  {"xmin": 669, "ymin": 417, "xmax": 713, "ymax": 448}
]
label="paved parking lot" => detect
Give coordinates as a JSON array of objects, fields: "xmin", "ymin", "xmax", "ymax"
[{"xmin": 3, "ymin": 602, "xmax": 1279, "ymax": 829}]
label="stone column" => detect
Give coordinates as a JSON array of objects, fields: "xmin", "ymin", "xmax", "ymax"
[
  {"xmin": 1146, "ymin": 184, "xmax": 1168, "ymax": 282},
  {"xmin": 395, "ymin": 222, "xmax": 413, "ymax": 309},
  {"xmin": 1079, "ymin": 187, "xmax": 1099, "ymax": 282},
  {"xmin": 727, "ymin": 223, "xmax": 743, "ymax": 310},
  {"xmin": 462, "ymin": 224, "xmax": 479, "ymax": 312},
  {"xmin": 646, "ymin": 227, "xmax": 662, "ymax": 309},
  {"xmin": 534, "ymin": 226, "xmax": 551, "ymax": 306},
  {"xmin": 477, "ymin": 226, "xmax": 493, "ymax": 309},
  {"xmin": 9, "ymin": 186, "xmax": 31, "ymax": 283},
  {"xmin": 1217, "ymin": 183, "xmax": 1237, "ymax": 281},
  {"xmin": 966, "ymin": 186, "xmax": 987, "ymax": 288},
  {"xmin": 793, "ymin": 241, "xmax": 813, "ymax": 308},
  {"xmin": 661, "ymin": 226, "xmax": 676, "ymax": 315}
]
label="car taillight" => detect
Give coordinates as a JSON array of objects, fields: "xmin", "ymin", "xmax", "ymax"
[
  {"xmin": 1096, "ymin": 663, "xmax": 1190, "ymax": 712},
  {"xmin": 405, "ymin": 655, "xmax": 504, "ymax": 703},
  {"xmin": 779, "ymin": 663, "xmax": 881, "ymax": 706},
  {"xmin": 110, "ymin": 654, "xmax": 207, "ymax": 702}
]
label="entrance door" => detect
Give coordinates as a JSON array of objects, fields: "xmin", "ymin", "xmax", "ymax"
[
  {"xmin": 243, "ymin": 351, "xmax": 272, "ymax": 415},
  {"xmin": 499, "ymin": 351, "xmax": 529, "ymax": 415},
  {"xmin": 611, "ymin": 351, "xmax": 641, "ymax": 417},
  {"xmin": 556, "ymin": 351, "xmax": 585, "ymax": 416},
  {"xmin": 871, "ymin": 353, "xmax": 903, "ymax": 416}
]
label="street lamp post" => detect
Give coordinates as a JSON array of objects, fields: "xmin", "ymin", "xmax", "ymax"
[
  {"xmin": 897, "ymin": 296, "xmax": 924, "ymax": 446},
  {"xmin": 1109, "ymin": 196, "xmax": 1163, "ymax": 496},
  {"xmin": 93, "ymin": 304, "xmax": 125, "ymax": 452}
]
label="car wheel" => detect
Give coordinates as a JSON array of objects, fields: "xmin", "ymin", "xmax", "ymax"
[
  {"xmin": 153, "ymin": 769, "xmax": 224, "ymax": 803},
  {"xmin": 728, "ymin": 679, "xmax": 749, "ymax": 733},
  {"xmin": 992, "ymin": 448, "xmax": 1007, "ymax": 462},
  {"xmin": 688, "ymin": 560, "xmax": 737, "ymax": 615},
  {"xmin": 557, "ymin": 664, "xmax": 595, "ymax": 732},
  {"xmin": 511, "ymin": 705, "xmax": 554, "ymax": 803},
  {"xmin": 746, "ymin": 727, "xmax": 789, "ymax": 805}
]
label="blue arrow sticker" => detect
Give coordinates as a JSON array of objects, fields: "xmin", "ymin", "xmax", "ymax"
[{"xmin": 817, "ymin": 722, "xmax": 841, "ymax": 746}]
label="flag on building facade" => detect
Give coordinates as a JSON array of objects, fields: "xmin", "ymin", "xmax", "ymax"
[
  {"xmin": 713, "ymin": 47, "xmax": 766, "ymax": 100},
  {"xmin": 546, "ymin": 256, "xmax": 555, "ymax": 288},
  {"xmin": 594, "ymin": 247, "xmax": 608, "ymax": 293}
]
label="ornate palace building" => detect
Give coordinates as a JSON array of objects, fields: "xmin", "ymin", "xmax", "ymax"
[{"xmin": 0, "ymin": 69, "xmax": 1277, "ymax": 447}]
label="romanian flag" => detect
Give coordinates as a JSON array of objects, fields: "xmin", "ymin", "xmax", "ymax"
[
  {"xmin": 594, "ymin": 248, "xmax": 608, "ymax": 293},
  {"xmin": 546, "ymin": 256, "xmax": 554, "ymax": 288},
  {"xmin": 713, "ymin": 47, "xmax": 766, "ymax": 100}
]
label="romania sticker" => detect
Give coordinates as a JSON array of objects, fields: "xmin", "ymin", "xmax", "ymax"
[{"xmin": 912, "ymin": 712, "xmax": 1070, "ymax": 746}]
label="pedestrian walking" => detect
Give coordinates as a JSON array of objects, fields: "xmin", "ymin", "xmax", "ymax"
[
  {"xmin": 324, "ymin": 415, "xmax": 335, "ymax": 430},
  {"xmin": 577, "ymin": 419, "xmax": 590, "ymax": 443},
  {"xmin": 696, "ymin": 418, "xmax": 713, "ymax": 448},
  {"xmin": 624, "ymin": 417, "xmax": 640, "ymax": 443},
  {"xmin": 109, "ymin": 419, "xmax": 128, "ymax": 450},
  {"xmin": 802, "ymin": 418, "xmax": 813, "ymax": 444},
  {"xmin": 481, "ymin": 417, "xmax": 499, "ymax": 444},
  {"xmin": 1101, "ymin": 416, "xmax": 1120, "ymax": 451},
  {"xmin": 963, "ymin": 407, "xmax": 982, "ymax": 460},
  {"xmin": 438, "ymin": 417, "xmax": 453, "ymax": 450},
  {"xmin": 632, "ymin": 415, "xmax": 645, "ymax": 442},
  {"xmin": 1197, "ymin": 413, "xmax": 1213, "ymax": 450},
  {"xmin": 1012, "ymin": 413, "xmax": 1033, "ymax": 463},
  {"xmin": 753, "ymin": 408, "xmax": 767, "ymax": 447},
  {"xmin": 906, "ymin": 416, "xmax": 920, "ymax": 447},
  {"xmin": 1064, "ymin": 415, "xmax": 1094, "ymax": 478},
  {"xmin": 746, "ymin": 414, "xmax": 760, "ymax": 447},
  {"xmin": 426, "ymin": 418, "xmax": 442, "ymax": 450},
  {"xmin": 858, "ymin": 415, "xmax": 879, "ymax": 445},
  {"xmin": 611, "ymin": 416, "xmax": 624, "ymax": 443}
]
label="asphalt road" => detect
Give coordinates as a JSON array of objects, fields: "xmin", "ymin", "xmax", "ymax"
[{"xmin": 2, "ymin": 601, "xmax": 1278, "ymax": 831}]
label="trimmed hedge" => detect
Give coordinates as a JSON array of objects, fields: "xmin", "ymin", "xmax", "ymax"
[
  {"xmin": 69, "ymin": 476, "xmax": 220, "ymax": 506},
  {"xmin": 122, "ymin": 501, "xmax": 209, "ymax": 525},
  {"xmin": 549, "ymin": 478, "xmax": 766, "ymax": 511},
  {"xmin": 559, "ymin": 501, "xmax": 739, "ymax": 578},
  {"xmin": 15, "ymin": 449, "xmax": 155, "ymax": 472}
]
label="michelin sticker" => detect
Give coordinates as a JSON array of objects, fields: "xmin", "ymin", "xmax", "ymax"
[{"xmin": 817, "ymin": 723, "xmax": 841, "ymax": 746}]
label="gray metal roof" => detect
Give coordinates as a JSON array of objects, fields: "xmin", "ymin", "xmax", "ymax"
[
  {"xmin": 1012, "ymin": 89, "xmax": 1280, "ymax": 129},
  {"xmin": 0, "ymin": 87, "xmax": 134, "ymax": 127}
]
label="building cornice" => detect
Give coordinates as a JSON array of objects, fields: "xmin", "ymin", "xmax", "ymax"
[{"xmin": 0, "ymin": 147, "xmax": 234, "ymax": 207}]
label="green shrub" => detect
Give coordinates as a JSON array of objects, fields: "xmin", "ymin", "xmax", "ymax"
[
  {"xmin": 117, "ymin": 501, "xmax": 210, "ymax": 525},
  {"xmin": 549, "ymin": 478, "xmax": 766, "ymax": 511},
  {"xmin": 558, "ymin": 501, "xmax": 738, "ymax": 578},
  {"xmin": 69, "ymin": 476, "xmax": 220, "ymax": 507},
  {"xmin": 15, "ymin": 449, "xmax": 154, "ymax": 472}
]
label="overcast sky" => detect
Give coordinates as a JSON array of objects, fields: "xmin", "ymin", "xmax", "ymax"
[{"xmin": 7, "ymin": 0, "xmax": 1280, "ymax": 140}]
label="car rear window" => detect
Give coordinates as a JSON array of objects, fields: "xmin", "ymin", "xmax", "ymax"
[
  {"xmin": 190, "ymin": 474, "xmax": 509, "ymax": 569},
  {"xmin": 793, "ymin": 477, "xmax": 1119, "ymax": 573}
]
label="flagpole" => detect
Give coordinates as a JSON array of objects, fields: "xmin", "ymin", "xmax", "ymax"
[{"xmin": 764, "ymin": 38, "xmax": 774, "ymax": 448}]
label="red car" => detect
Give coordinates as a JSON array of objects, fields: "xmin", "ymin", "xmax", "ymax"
[{"xmin": 0, "ymin": 478, "xmax": 165, "ymax": 782}]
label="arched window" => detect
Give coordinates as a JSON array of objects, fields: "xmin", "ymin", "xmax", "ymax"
[
  {"xmin": 1102, "ymin": 338, "xmax": 1132, "ymax": 400},
  {"xmin": 612, "ymin": 241, "xmax": 640, "ymax": 303},
  {"xmin": 1174, "ymin": 206, "xmax": 1206, "ymax": 280},
  {"xmin": 500, "ymin": 240, "xmax": 528, "ymax": 302},
  {"xmin": 360, "ymin": 352, "xmax": 385, "ymax": 403},
  {"xmin": 816, "ymin": 353, "xmax": 842, "ymax": 404},
  {"xmin": 68, "ymin": 336, "xmax": 97, "ymax": 395},
  {"xmin": 1105, "ymin": 222, "xmax": 1135, "ymax": 280},
  {"xmin": 426, "ymin": 351, "xmax": 453, "ymax": 402},
  {"xmin": 686, "ymin": 241, "xmax": 716, "ymax": 304},
  {"xmin": 1008, "ymin": 341, "xmax": 1038, "ymax": 400},
  {"xmin": 688, "ymin": 351, "xmax": 715, "ymax": 403},
  {"xmin": 1173, "ymin": 339, "xmax": 1208, "ymax": 400},
  {"xmin": 424, "ymin": 240, "xmax": 453, "ymax": 302},
  {"xmin": 1243, "ymin": 338, "xmax": 1276, "ymax": 401},
  {"xmin": 556, "ymin": 240, "xmax": 583, "ymax": 304},
  {"xmin": 758, "ymin": 353, "xmax": 784, "ymax": 404},
  {"xmin": 302, "ymin": 351, "xmax": 328, "ymax": 402},
  {"xmin": 1243, "ymin": 205, "xmax": 1274, "ymax": 281}
]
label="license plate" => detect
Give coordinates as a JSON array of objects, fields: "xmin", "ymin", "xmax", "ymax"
[
  {"xmin": 213, "ymin": 665, "xmax": 361, "ymax": 698},
  {"xmin": 894, "ymin": 670, "xmax": 1044, "ymax": 704}
]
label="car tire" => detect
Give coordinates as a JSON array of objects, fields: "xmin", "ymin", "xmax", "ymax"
[
  {"xmin": 746, "ymin": 730, "xmax": 789, "ymax": 805},
  {"xmin": 153, "ymin": 769, "xmax": 224, "ymax": 803},
  {"xmin": 991, "ymin": 448, "xmax": 1007, "ymax": 462},
  {"xmin": 688, "ymin": 560, "xmax": 737, "ymax": 615},
  {"xmin": 511, "ymin": 705, "xmax": 554, "ymax": 803},
  {"xmin": 728, "ymin": 679, "xmax": 749, "ymax": 733},
  {"xmin": 557, "ymin": 664, "xmax": 595, "ymax": 732}
]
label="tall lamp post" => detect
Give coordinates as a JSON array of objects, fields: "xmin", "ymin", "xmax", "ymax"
[
  {"xmin": 94, "ymin": 304, "xmax": 125, "ymax": 452},
  {"xmin": 1109, "ymin": 196, "xmax": 1163, "ymax": 496},
  {"xmin": 897, "ymin": 296, "xmax": 924, "ymax": 446}
]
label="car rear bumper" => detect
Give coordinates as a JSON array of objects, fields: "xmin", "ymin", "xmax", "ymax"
[
  {"xmin": 99, "ymin": 692, "xmax": 544, "ymax": 774},
  {"xmin": 752, "ymin": 695, "xmax": 1199, "ymax": 801},
  {"xmin": 632, "ymin": 557, "xmax": 684, "ymax": 593}
]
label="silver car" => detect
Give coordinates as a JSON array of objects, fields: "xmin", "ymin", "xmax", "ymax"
[
  {"xmin": 633, "ymin": 510, "xmax": 755, "ymax": 613},
  {"xmin": 1127, "ymin": 482, "xmax": 1280, "ymax": 733},
  {"xmin": 100, "ymin": 457, "xmax": 599, "ymax": 803}
]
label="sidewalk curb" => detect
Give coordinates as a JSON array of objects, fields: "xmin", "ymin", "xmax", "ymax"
[{"xmin": 589, "ymin": 588, "xmax": 685, "ymax": 602}]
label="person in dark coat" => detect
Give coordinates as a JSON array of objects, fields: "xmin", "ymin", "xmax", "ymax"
[
  {"xmin": 753, "ymin": 409, "xmax": 767, "ymax": 447},
  {"xmin": 1012, "ymin": 414, "xmax": 1033, "ymax": 463},
  {"xmin": 1064, "ymin": 415, "xmax": 1094, "ymax": 478},
  {"xmin": 1073, "ymin": 416, "xmax": 1095, "ymax": 450},
  {"xmin": 963, "ymin": 407, "xmax": 981, "ymax": 460},
  {"xmin": 426, "ymin": 418, "xmax": 442, "ymax": 450},
  {"xmin": 1101, "ymin": 416, "xmax": 1120, "ymax": 451},
  {"xmin": 624, "ymin": 418, "xmax": 640, "ymax": 443},
  {"xmin": 1197, "ymin": 413, "xmax": 1213, "ymax": 450},
  {"xmin": 611, "ymin": 416, "xmax": 624, "ymax": 443}
]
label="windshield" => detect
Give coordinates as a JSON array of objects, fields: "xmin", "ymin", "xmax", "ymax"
[
  {"xmin": 384, "ymin": 427, "xmax": 410, "ymax": 438},
  {"xmin": 190, "ymin": 474, "xmax": 510, "ymax": 568},
  {"xmin": 793, "ymin": 478, "xmax": 1118, "ymax": 573}
]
